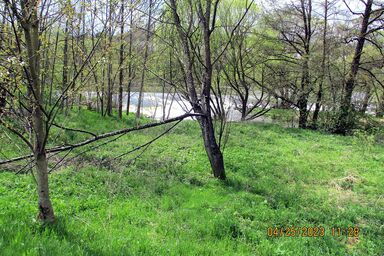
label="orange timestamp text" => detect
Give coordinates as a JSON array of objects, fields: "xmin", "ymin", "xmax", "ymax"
[{"xmin": 267, "ymin": 226, "xmax": 360, "ymax": 238}]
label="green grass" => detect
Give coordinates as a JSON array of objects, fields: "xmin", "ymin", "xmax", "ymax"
[{"xmin": 0, "ymin": 109, "xmax": 383, "ymax": 255}]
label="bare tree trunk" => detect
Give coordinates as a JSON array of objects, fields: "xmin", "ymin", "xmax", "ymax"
[
  {"xmin": 48, "ymin": 30, "xmax": 59, "ymax": 105},
  {"xmin": 376, "ymin": 93, "xmax": 384, "ymax": 118},
  {"xmin": 297, "ymin": 0, "xmax": 312, "ymax": 129},
  {"xmin": 336, "ymin": 0, "xmax": 373, "ymax": 134},
  {"xmin": 298, "ymin": 58, "xmax": 310, "ymax": 128},
  {"xmin": 126, "ymin": 0, "xmax": 134, "ymax": 116},
  {"xmin": 101, "ymin": 63, "xmax": 105, "ymax": 116},
  {"xmin": 0, "ymin": 88, "xmax": 5, "ymax": 114},
  {"xmin": 90, "ymin": 3, "xmax": 100, "ymax": 113},
  {"xmin": 162, "ymin": 71, "xmax": 167, "ymax": 120},
  {"xmin": 79, "ymin": 1, "xmax": 86, "ymax": 111},
  {"xmin": 169, "ymin": 0, "xmax": 226, "ymax": 180},
  {"xmin": 106, "ymin": 0, "xmax": 114, "ymax": 116},
  {"xmin": 0, "ymin": 11, "xmax": 5, "ymax": 114},
  {"xmin": 21, "ymin": 0, "xmax": 54, "ymax": 222},
  {"xmin": 118, "ymin": 0, "xmax": 125, "ymax": 119},
  {"xmin": 136, "ymin": 0, "xmax": 153, "ymax": 118},
  {"xmin": 62, "ymin": 20, "xmax": 69, "ymax": 110},
  {"xmin": 199, "ymin": 115, "xmax": 226, "ymax": 179},
  {"xmin": 360, "ymin": 81, "xmax": 371, "ymax": 114},
  {"xmin": 312, "ymin": 0, "xmax": 328, "ymax": 128},
  {"xmin": 41, "ymin": 28, "xmax": 52, "ymax": 98}
]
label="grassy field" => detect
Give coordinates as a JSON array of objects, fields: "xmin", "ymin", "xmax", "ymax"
[{"xmin": 0, "ymin": 110, "xmax": 383, "ymax": 255}]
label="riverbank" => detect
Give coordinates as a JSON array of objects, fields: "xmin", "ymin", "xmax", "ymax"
[{"xmin": 0, "ymin": 109, "xmax": 383, "ymax": 255}]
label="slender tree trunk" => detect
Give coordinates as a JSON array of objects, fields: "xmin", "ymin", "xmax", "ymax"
[
  {"xmin": 79, "ymin": 2, "xmax": 86, "ymax": 111},
  {"xmin": 106, "ymin": 0, "xmax": 114, "ymax": 116},
  {"xmin": 101, "ymin": 63, "xmax": 105, "ymax": 116},
  {"xmin": 162, "ymin": 72, "xmax": 166, "ymax": 120},
  {"xmin": 126, "ymin": 0, "xmax": 134, "ymax": 116},
  {"xmin": 336, "ymin": 0, "xmax": 372, "ymax": 134},
  {"xmin": 298, "ymin": 58, "xmax": 310, "ymax": 128},
  {"xmin": 48, "ymin": 30, "xmax": 59, "ymax": 105},
  {"xmin": 376, "ymin": 94, "xmax": 384, "ymax": 118},
  {"xmin": 136, "ymin": 0, "xmax": 153, "ymax": 118},
  {"xmin": 21, "ymin": 0, "xmax": 54, "ymax": 222},
  {"xmin": 0, "ymin": 88, "xmax": 5, "ymax": 114},
  {"xmin": 240, "ymin": 90, "xmax": 248, "ymax": 121},
  {"xmin": 90, "ymin": 4, "xmax": 100, "ymax": 113},
  {"xmin": 118, "ymin": 0, "xmax": 125, "ymax": 119},
  {"xmin": 62, "ymin": 20, "xmax": 69, "ymax": 110},
  {"xmin": 0, "ymin": 12, "xmax": 5, "ymax": 114},
  {"xmin": 198, "ymin": 1, "xmax": 226, "ymax": 179},
  {"xmin": 199, "ymin": 116, "xmax": 226, "ymax": 179},
  {"xmin": 170, "ymin": 0, "xmax": 226, "ymax": 180},
  {"xmin": 312, "ymin": 0, "xmax": 328, "ymax": 128},
  {"xmin": 41, "ymin": 29, "xmax": 52, "ymax": 97},
  {"xmin": 360, "ymin": 82, "xmax": 370, "ymax": 114}
]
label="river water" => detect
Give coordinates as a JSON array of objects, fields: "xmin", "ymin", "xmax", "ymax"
[
  {"xmin": 84, "ymin": 91, "xmax": 375, "ymax": 126},
  {"xmin": 85, "ymin": 91, "xmax": 274, "ymax": 123}
]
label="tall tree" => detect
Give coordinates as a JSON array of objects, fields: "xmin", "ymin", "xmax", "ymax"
[
  {"xmin": 136, "ymin": 0, "xmax": 154, "ymax": 118},
  {"xmin": 335, "ymin": 0, "xmax": 373, "ymax": 134},
  {"xmin": 106, "ymin": 0, "xmax": 115, "ymax": 116},
  {"xmin": 118, "ymin": 0, "xmax": 125, "ymax": 119},
  {"xmin": 266, "ymin": 0, "xmax": 314, "ymax": 128},
  {"xmin": 11, "ymin": 0, "xmax": 55, "ymax": 221},
  {"xmin": 167, "ymin": 0, "xmax": 254, "ymax": 179},
  {"xmin": 311, "ymin": 0, "xmax": 331, "ymax": 128},
  {"xmin": 126, "ymin": 0, "xmax": 135, "ymax": 115}
]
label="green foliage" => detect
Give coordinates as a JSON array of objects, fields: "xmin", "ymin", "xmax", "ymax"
[{"xmin": 0, "ymin": 110, "xmax": 383, "ymax": 255}]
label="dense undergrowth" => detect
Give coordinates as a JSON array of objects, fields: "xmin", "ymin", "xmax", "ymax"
[{"xmin": 0, "ymin": 109, "xmax": 383, "ymax": 255}]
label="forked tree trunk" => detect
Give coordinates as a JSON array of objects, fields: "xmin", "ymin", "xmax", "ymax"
[
  {"xmin": 169, "ymin": 0, "xmax": 226, "ymax": 180},
  {"xmin": 21, "ymin": 0, "xmax": 54, "ymax": 222}
]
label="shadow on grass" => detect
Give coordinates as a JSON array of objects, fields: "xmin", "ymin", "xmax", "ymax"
[
  {"xmin": 37, "ymin": 217, "xmax": 106, "ymax": 256},
  {"xmin": 221, "ymin": 176, "xmax": 303, "ymax": 210}
]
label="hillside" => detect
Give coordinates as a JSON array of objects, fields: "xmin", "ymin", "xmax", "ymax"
[{"xmin": 0, "ymin": 110, "xmax": 383, "ymax": 255}]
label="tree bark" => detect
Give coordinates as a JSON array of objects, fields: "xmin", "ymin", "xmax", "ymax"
[
  {"xmin": 106, "ymin": 0, "xmax": 114, "ymax": 116},
  {"xmin": 359, "ymin": 81, "xmax": 370, "ymax": 114},
  {"xmin": 297, "ymin": 0, "xmax": 312, "ymax": 129},
  {"xmin": 21, "ymin": 0, "xmax": 55, "ymax": 222},
  {"xmin": 136, "ymin": 0, "xmax": 153, "ymax": 118},
  {"xmin": 312, "ymin": 0, "xmax": 328, "ymax": 128},
  {"xmin": 169, "ymin": 0, "xmax": 226, "ymax": 180},
  {"xmin": 62, "ymin": 20, "xmax": 69, "ymax": 110},
  {"xmin": 199, "ymin": 116, "xmax": 226, "ymax": 179},
  {"xmin": 126, "ymin": 0, "xmax": 134, "ymax": 116},
  {"xmin": 0, "ymin": 10, "xmax": 5, "ymax": 114},
  {"xmin": 118, "ymin": 0, "xmax": 125, "ymax": 119},
  {"xmin": 336, "ymin": 0, "xmax": 373, "ymax": 134},
  {"xmin": 0, "ymin": 87, "xmax": 6, "ymax": 114},
  {"xmin": 376, "ymin": 92, "xmax": 384, "ymax": 118},
  {"xmin": 298, "ymin": 57, "xmax": 310, "ymax": 128}
]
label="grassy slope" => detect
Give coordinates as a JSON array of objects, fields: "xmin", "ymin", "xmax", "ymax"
[{"xmin": 0, "ymin": 110, "xmax": 383, "ymax": 255}]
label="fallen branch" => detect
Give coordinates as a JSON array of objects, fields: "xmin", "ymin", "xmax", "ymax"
[{"xmin": 0, "ymin": 113, "xmax": 204, "ymax": 165}]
